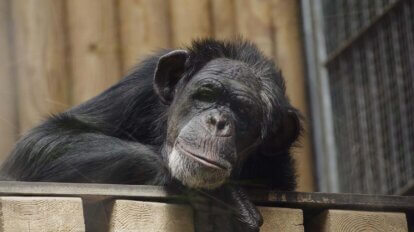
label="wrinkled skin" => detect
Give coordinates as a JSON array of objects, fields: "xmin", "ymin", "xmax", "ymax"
[{"xmin": 156, "ymin": 53, "xmax": 268, "ymax": 231}]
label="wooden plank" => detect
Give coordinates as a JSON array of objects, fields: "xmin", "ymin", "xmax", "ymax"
[
  {"xmin": 11, "ymin": 0, "xmax": 70, "ymax": 133},
  {"xmin": 0, "ymin": 0, "xmax": 17, "ymax": 163},
  {"xmin": 259, "ymin": 207, "xmax": 304, "ymax": 232},
  {"xmin": 108, "ymin": 200, "xmax": 194, "ymax": 232},
  {"xmin": 234, "ymin": 0, "xmax": 274, "ymax": 57},
  {"xmin": 210, "ymin": 0, "xmax": 236, "ymax": 40},
  {"xmin": 66, "ymin": 0, "xmax": 122, "ymax": 105},
  {"xmin": 0, "ymin": 197, "xmax": 85, "ymax": 232},
  {"xmin": 308, "ymin": 209, "xmax": 408, "ymax": 232},
  {"xmin": 118, "ymin": 0, "xmax": 171, "ymax": 72},
  {"xmin": 170, "ymin": 0, "xmax": 212, "ymax": 46},
  {"xmin": 271, "ymin": 0, "xmax": 315, "ymax": 191},
  {"xmin": 0, "ymin": 182, "xmax": 413, "ymax": 213}
]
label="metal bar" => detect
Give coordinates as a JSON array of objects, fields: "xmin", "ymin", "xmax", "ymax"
[
  {"xmin": 390, "ymin": 7, "xmax": 410, "ymax": 187},
  {"xmin": 0, "ymin": 181, "xmax": 413, "ymax": 212},
  {"xmin": 258, "ymin": 190, "xmax": 414, "ymax": 212},
  {"xmin": 365, "ymin": 31, "xmax": 387, "ymax": 194},
  {"xmin": 402, "ymin": 1, "xmax": 414, "ymax": 181},
  {"xmin": 300, "ymin": 0, "xmax": 339, "ymax": 192}
]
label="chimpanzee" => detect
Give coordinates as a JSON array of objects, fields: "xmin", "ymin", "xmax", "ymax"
[{"xmin": 0, "ymin": 38, "xmax": 301, "ymax": 232}]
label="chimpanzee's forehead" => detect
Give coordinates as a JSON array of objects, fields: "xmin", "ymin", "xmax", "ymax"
[{"xmin": 190, "ymin": 58, "xmax": 262, "ymax": 89}]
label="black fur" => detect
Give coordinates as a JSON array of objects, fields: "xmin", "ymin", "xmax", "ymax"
[{"xmin": 0, "ymin": 38, "xmax": 298, "ymax": 190}]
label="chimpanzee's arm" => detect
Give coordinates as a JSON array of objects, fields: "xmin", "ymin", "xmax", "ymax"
[
  {"xmin": 0, "ymin": 118, "xmax": 169, "ymax": 184},
  {"xmin": 187, "ymin": 184, "xmax": 263, "ymax": 232}
]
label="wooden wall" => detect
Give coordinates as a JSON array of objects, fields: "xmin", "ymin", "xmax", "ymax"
[{"xmin": 0, "ymin": 0, "xmax": 314, "ymax": 191}]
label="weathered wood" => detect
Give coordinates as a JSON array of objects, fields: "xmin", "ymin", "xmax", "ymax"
[
  {"xmin": 211, "ymin": 0, "xmax": 236, "ymax": 39},
  {"xmin": 271, "ymin": 0, "xmax": 314, "ymax": 192},
  {"xmin": 11, "ymin": 0, "xmax": 70, "ymax": 133},
  {"xmin": 170, "ymin": 0, "xmax": 212, "ymax": 46},
  {"xmin": 0, "ymin": 182, "xmax": 413, "ymax": 213},
  {"xmin": 259, "ymin": 207, "xmax": 304, "ymax": 232},
  {"xmin": 0, "ymin": 0, "xmax": 17, "ymax": 163},
  {"xmin": 108, "ymin": 200, "xmax": 193, "ymax": 232},
  {"xmin": 308, "ymin": 210, "xmax": 408, "ymax": 232},
  {"xmin": 0, "ymin": 197, "xmax": 85, "ymax": 232},
  {"xmin": 66, "ymin": 0, "xmax": 122, "ymax": 105},
  {"xmin": 118, "ymin": 0, "xmax": 171, "ymax": 72},
  {"xmin": 234, "ymin": 0, "xmax": 274, "ymax": 57}
]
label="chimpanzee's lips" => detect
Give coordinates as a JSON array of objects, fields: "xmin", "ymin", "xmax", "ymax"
[{"xmin": 175, "ymin": 142, "xmax": 227, "ymax": 170}]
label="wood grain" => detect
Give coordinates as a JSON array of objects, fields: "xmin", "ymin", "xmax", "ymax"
[
  {"xmin": 169, "ymin": 0, "xmax": 212, "ymax": 47},
  {"xmin": 272, "ymin": 0, "xmax": 314, "ymax": 191},
  {"xmin": 259, "ymin": 207, "xmax": 304, "ymax": 232},
  {"xmin": 234, "ymin": 0, "xmax": 274, "ymax": 57},
  {"xmin": 11, "ymin": 0, "xmax": 70, "ymax": 133},
  {"xmin": 0, "ymin": 197, "xmax": 85, "ymax": 232},
  {"xmin": 118, "ymin": 0, "xmax": 171, "ymax": 72},
  {"xmin": 210, "ymin": 0, "xmax": 236, "ymax": 40},
  {"xmin": 0, "ymin": 0, "xmax": 17, "ymax": 163},
  {"xmin": 308, "ymin": 210, "xmax": 408, "ymax": 232},
  {"xmin": 108, "ymin": 200, "xmax": 194, "ymax": 232},
  {"xmin": 66, "ymin": 0, "xmax": 122, "ymax": 105}
]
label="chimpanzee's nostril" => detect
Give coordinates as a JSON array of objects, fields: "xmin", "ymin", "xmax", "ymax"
[
  {"xmin": 209, "ymin": 117, "xmax": 217, "ymax": 125},
  {"xmin": 217, "ymin": 121, "xmax": 226, "ymax": 130},
  {"xmin": 204, "ymin": 113, "xmax": 232, "ymax": 136}
]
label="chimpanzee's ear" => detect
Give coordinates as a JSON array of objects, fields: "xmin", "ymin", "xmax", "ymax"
[
  {"xmin": 154, "ymin": 50, "xmax": 189, "ymax": 104},
  {"xmin": 261, "ymin": 109, "xmax": 302, "ymax": 155}
]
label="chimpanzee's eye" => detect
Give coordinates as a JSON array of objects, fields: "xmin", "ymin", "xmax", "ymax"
[{"xmin": 193, "ymin": 87, "xmax": 218, "ymax": 102}]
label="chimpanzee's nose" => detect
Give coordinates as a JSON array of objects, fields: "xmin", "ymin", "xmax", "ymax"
[{"xmin": 205, "ymin": 112, "xmax": 233, "ymax": 137}]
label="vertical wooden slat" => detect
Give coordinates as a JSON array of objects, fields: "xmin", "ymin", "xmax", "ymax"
[
  {"xmin": 211, "ymin": 0, "xmax": 236, "ymax": 40},
  {"xmin": 118, "ymin": 0, "xmax": 171, "ymax": 72},
  {"xmin": 272, "ymin": 0, "xmax": 315, "ymax": 191},
  {"xmin": 169, "ymin": 0, "xmax": 212, "ymax": 47},
  {"xmin": 234, "ymin": 0, "xmax": 274, "ymax": 57},
  {"xmin": 0, "ymin": 0, "xmax": 16, "ymax": 162},
  {"xmin": 12, "ymin": 0, "xmax": 70, "ymax": 133},
  {"xmin": 67, "ymin": 0, "xmax": 122, "ymax": 105}
]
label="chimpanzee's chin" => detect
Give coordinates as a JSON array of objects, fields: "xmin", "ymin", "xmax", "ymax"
[{"xmin": 168, "ymin": 148, "xmax": 230, "ymax": 189}]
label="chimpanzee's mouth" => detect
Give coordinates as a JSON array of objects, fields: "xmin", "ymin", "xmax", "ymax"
[{"xmin": 175, "ymin": 142, "xmax": 227, "ymax": 170}]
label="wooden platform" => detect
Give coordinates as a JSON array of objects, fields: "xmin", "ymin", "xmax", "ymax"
[{"xmin": 0, "ymin": 181, "xmax": 412, "ymax": 232}]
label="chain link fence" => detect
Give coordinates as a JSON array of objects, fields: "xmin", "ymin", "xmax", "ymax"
[{"xmin": 319, "ymin": 0, "xmax": 414, "ymax": 194}]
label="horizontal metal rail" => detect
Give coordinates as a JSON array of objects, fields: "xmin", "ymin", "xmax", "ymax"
[{"xmin": 0, "ymin": 181, "xmax": 413, "ymax": 213}]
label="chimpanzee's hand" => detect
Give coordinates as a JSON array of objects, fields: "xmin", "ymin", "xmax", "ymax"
[{"xmin": 187, "ymin": 185, "xmax": 263, "ymax": 232}]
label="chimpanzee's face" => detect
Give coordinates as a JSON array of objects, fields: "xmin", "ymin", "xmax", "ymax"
[{"xmin": 166, "ymin": 58, "xmax": 264, "ymax": 189}]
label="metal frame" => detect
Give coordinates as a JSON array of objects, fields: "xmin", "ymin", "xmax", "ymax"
[
  {"xmin": 300, "ymin": 0, "xmax": 339, "ymax": 192},
  {"xmin": 0, "ymin": 181, "xmax": 413, "ymax": 212}
]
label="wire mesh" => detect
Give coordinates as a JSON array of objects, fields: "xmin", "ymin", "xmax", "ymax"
[{"xmin": 321, "ymin": 0, "xmax": 414, "ymax": 194}]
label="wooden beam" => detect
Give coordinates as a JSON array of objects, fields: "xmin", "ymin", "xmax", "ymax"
[
  {"xmin": 259, "ymin": 207, "xmax": 304, "ymax": 232},
  {"xmin": 66, "ymin": 0, "xmax": 122, "ymax": 105},
  {"xmin": 0, "ymin": 197, "xmax": 85, "ymax": 231},
  {"xmin": 0, "ymin": 0, "xmax": 17, "ymax": 162},
  {"xmin": 308, "ymin": 210, "xmax": 408, "ymax": 232},
  {"xmin": 11, "ymin": 0, "xmax": 70, "ymax": 133},
  {"xmin": 169, "ymin": 0, "xmax": 212, "ymax": 46},
  {"xmin": 118, "ymin": 0, "xmax": 171, "ymax": 72},
  {"xmin": 271, "ymin": 0, "xmax": 315, "ymax": 191},
  {"xmin": 108, "ymin": 200, "xmax": 194, "ymax": 232},
  {"xmin": 234, "ymin": 0, "xmax": 274, "ymax": 57}
]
